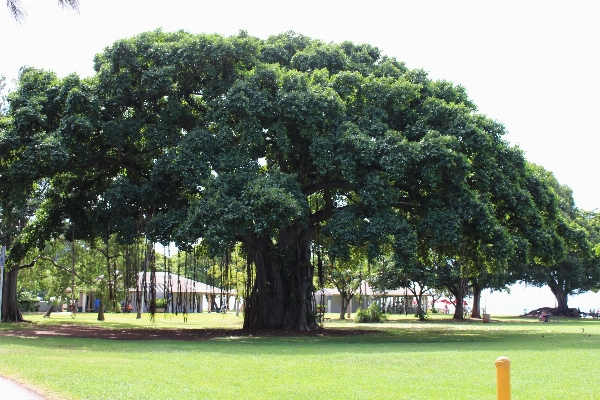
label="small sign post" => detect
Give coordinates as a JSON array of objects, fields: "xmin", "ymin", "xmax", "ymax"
[{"xmin": 495, "ymin": 356, "xmax": 511, "ymax": 400}]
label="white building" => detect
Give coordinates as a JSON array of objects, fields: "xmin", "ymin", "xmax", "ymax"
[
  {"xmin": 314, "ymin": 281, "xmax": 430, "ymax": 315},
  {"xmin": 129, "ymin": 272, "xmax": 237, "ymax": 313}
]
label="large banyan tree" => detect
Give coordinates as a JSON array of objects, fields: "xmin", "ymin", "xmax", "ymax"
[{"xmin": 1, "ymin": 30, "xmax": 580, "ymax": 328}]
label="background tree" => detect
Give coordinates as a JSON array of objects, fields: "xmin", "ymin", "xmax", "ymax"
[
  {"xmin": 0, "ymin": 68, "xmax": 79, "ymax": 321},
  {"xmin": 517, "ymin": 167, "xmax": 598, "ymax": 315},
  {"xmin": 402, "ymin": 259, "xmax": 442, "ymax": 321},
  {"xmin": 324, "ymin": 249, "xmax": 362, "ymax": 320},
  {"xmin": 0, "ymin": 75, "xmax": 7, "ymax": 114}
]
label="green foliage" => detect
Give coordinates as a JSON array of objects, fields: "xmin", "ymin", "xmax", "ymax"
[
  {"xmin": 354, "ymin": 302, "xmax": 388, "ymax": 323},
  {"xmin": 154, "ymin": 298, "xmax": 167, "ymax": 309},
  {"xmin": 516, "ymin": 167, "xmax": 600, "ymax": 310},
  {"xmin": 4, "ymin": 29, "xmax": 598, "ymax": 327},
  {"xmin": 17, "ymin": 290, "xmax": 40, "ymax": 311}
]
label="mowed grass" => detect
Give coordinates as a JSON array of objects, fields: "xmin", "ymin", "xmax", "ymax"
[{"xmin": 1, "ymin": 312, "xmax": 599, "ymax": 399}]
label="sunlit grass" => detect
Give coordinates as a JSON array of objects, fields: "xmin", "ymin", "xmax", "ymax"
[{"xmin": 1, "ymin": 312, "xmax": 599, "ymax": 399}]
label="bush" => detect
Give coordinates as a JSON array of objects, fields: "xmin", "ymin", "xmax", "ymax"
[
  {"xmin": 18, "ymin": 291, "xmax": 40, "ymax": 312},
  {"xmin": 110, "ymin": 305, "xmax": 122, "ymax": 313},
  {"xmin": 307, "ymin": 310, "xmax": 319, "ymax": 326},
  {"xmin": 355, "ymin": 303, "xmax": 388, "ymax": 323},
  {"xmin": 155, "ymin": 298, "xmax": 167, "ymax": 309}
]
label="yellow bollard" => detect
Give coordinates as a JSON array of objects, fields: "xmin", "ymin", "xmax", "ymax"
[{"xmin": 495, "ymin": 356, "xmax": 511, "ymax": 400}]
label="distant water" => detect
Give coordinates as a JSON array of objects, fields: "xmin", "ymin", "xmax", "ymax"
[{"xmin": 473, "ymin": 284, "xmax": 600, "ymax": 315}]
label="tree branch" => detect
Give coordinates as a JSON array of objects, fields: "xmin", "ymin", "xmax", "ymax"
[
  {"xmin": 75, "ymin": 157, "xmax": 140, "ymax": 175},
  {"xmin": 94, "ymin": 246, "xmax": 114, "ymax": 259},
  {"xmin": 15, "ymin": 258, "xmax": 38, "ymax": 272},
  {"xmin": 38, "ymin": 256, "xmax": 96, "ymax": 286},
  {"xmin": 302, "ymin": 180, "xmax": 349, "ymax": 196},
  {"xmin": 395, "ymin": 198, "xmax": 414, "ymax": 213}
]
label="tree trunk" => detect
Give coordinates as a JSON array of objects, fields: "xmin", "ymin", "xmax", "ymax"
[
  {"xmin": 136, "ymin": 290, "xmax": 142, "ymax": 319},
  {"xmin": 209, "ymin": 295, "xmax": 217, "ymax": 312},
  {"xmin": 417, "ymin": 294, "xmax": 426, "ymax": 321},
  {"xmin": 97, "ymin": 300, "xmax": 105, "ymax": 321},
  {"xmin": 549, "ymin": 284, "xmax": 569, "ymax": 315},
  {"xmin": 471, "ymin": 280, "xmax": 482, "ymax": 319},
  {"xmin": 107, "ymin": 276, "xmax": 114, "ymax": 310},
  {"xmin": 105, "ymin": 244, "xmax": 116, "ymax": 312},
  {"xmin": 1, "ymin": 268, "xmax": 25, "ymax": 322},
  {"xmin": 44, "ymin": 302, "xmax": 56, "ymax": 318},
  {"xmin": 339, "ymin": 296, "xmax": 346, "ymax": 320},
  {"xmin": 451, "ymin": 277, "xmax": 468, "ymax": 320},
  {"xmin": 243, "ymin": 227, "xmax": 317, "ymax": 331}
]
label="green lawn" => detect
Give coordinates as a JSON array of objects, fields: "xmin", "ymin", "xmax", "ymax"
[{"xmin": 0, "ymin": 312, "xmax": 598, "ymax": 399}]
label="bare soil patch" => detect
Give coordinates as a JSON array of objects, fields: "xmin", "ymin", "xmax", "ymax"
[{"xmin": 0, "ymin": 324, "xmax": 375, "ymax": 341}]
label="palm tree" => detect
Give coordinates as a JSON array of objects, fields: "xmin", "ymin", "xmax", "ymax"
[{"xmin": 7, "ymin": 0, "xmax": 79, "ymax": 23}]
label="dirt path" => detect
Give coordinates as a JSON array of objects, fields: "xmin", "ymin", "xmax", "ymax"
[{"xmin": 0, "ymin": 324, "xmax": 374, "ymax": 341}]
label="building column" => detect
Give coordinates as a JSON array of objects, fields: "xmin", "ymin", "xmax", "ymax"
[
  {"xmin": 198, "ymin": 294, "xmax": 204, "ymax": 313},
  {"xmin": 79, "ymin": 292, "xmax": 86, "ymax": 312}
]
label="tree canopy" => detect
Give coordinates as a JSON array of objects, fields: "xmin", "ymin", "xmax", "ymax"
[
  {"xmin": 516, "ymin": 165, "xmax": 600, "ymax": 314},
  {"xmin": 2, "ymin": 30, "xmax": 596, "ymax": 328}
]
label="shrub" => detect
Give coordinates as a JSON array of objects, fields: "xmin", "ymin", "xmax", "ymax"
[
  {"xmin": 355, "ymin": 303, "xmax": 388, "ymax": 323},
  {"xmin": 18, "ymin": 291, "xmax": 40, "ymax": 312},
  {"xmin": 307, "ymin": 310, "xmax": 319, "ymax": 325},
  {"xmin": 155, "ymin": 298, "xmax": 167, "ymax": 309}
]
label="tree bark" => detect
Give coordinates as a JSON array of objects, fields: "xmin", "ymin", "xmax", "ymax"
[
  {"xmin": 136, "ymin": 290, "xmax": 142, "ymax": 319},
  {"xmin": 97, "ymin": 299, "xmax": 105, "ymax": 321},
  {"xmin": 209, "ymin": 295, "xmax": 217, "ymax": 312},
  {"xmin": 338, "ymin": 294, "xmax": 353, "ymax": 320},
  {"xmin": 471, "ymin": 280, "xmax": 482, "ymax": 319},
  {"xmin": 450, "ymin": 277, "xmax": 468, "ymax": 320},
  {"xmin": 549, "ymin": 284, "xmax": 569, "ymax": 315},
  {"xmin": 408, "ymin": 283, "xmax": 427, "ymax": 321},
  {"xmin": 339, "ymin": 296, "xmax": 346, "ymax": 320},
  {"xmin": 416, "ymin": 294, "xmax": 425, "ymax": 321},
  {"xmin": 43, "ymin": 301, "xmax": 57, "ymax": 318},
  {"xmin": 243, "ymin": 226, "xmax": 317, "ymax": 331},
  {"xmin": 2, "ymin": 268, "xmax": 25, "ymax": 322}
]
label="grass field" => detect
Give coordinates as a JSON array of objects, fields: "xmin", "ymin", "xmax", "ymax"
[{"xmin": 0, "ymin": 312, "xmax": 599, "ymax": 399}]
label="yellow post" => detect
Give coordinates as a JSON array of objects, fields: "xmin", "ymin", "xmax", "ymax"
[{"xmin": 495, "ymin": 356, "xmax": 511, "ymax": 400}]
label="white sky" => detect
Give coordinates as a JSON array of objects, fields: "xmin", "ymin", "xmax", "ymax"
[{"xmin": 2, "ymin": 0, "xmax": 600, "ymax": 310}]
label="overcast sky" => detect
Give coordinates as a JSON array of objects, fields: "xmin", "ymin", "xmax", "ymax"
[{"xmin": 2, "ymin": 1, "xmax": 600, "ymax": 212}]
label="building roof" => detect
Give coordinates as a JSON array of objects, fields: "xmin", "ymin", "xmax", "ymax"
[
  {"xmin": 315, "ymin": 281, "xmax": 428, "ymax": 297},
  {"xmin": 132, "ymin": 272, "xmax": 236, "ymax": 295}
]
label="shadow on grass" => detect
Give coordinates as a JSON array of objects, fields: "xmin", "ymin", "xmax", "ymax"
[{"xmin": 1, "ymin": 316, "xmax": 599, "ymax": 357}]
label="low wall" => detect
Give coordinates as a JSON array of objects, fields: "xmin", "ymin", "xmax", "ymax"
[{"xmin": 35, "ymin": 301, "xmax": 65, "ymax": 312}]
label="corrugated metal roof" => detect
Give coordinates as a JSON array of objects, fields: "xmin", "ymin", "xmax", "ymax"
[
  {"xmin": 315, "ymin": 281, "xmax": 427, "ymax": 297},
  {"xmin": 132, "ymin": 272, "xmax": 236, "ymax": 295}
]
